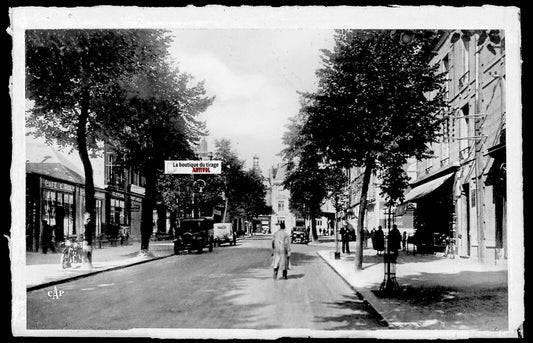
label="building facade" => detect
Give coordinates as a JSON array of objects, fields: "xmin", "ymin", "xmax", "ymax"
[
  {"xmin": 25, "ymin": 137, "xmax": 107, "ymax": 251},
  {"xmin": 103, "ymin": 144, "xmax": 146, "ymax": 241},
  {"xmin": 403, "ymin": 30, "xmax": 506, "ymax": 264},
  {"xmin": 25, "ymin": 137, "xmax": 147, "ymax": 251},
  {"xmin": 266, "ymin": 162, "xmax": 334, "ymax": 236},
  {"xmin": 267, "ymin": 163, "xmax": 296, "ymax": 234}
]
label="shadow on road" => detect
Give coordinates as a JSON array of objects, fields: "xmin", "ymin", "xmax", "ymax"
[
  {"xmin": 316, "ymin": 294, "xmax": 381, "ymax": 330},
  {"xmin": 285, "ymin": 273, "xmax": 305, "ymax": 280}
]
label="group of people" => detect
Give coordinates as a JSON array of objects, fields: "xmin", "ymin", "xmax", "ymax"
[
  {"xmin": 370, "ymin": 225, "xmax": 406, "ymax": 257},
  {"xmin": 336, "ymin": 222, "xmax": 407, "ymax": 257},
  {"xmin": 269, "ymin": 221, "xmax": 409, "ymax": 280}
]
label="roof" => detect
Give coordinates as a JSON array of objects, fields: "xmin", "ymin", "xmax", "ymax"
[
  {"xmin": 271, "ymin": 163, "xmax": 288, "ymax": 182},
  {"xmin": 26, "ymin": 138, "xmax": 85, "ymax": 185}
]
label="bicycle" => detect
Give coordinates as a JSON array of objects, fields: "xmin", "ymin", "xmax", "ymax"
[{"xmin": 60, "ymin": 237, "xmax": 82, "ymax": 269}]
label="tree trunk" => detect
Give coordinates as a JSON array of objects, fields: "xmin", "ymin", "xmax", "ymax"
[
  {"xmin": 354, "ymin": 159, "xmax": 373, "ymax": 271},
  {"xmin": 140, "ymin": 169, "xmax": 157, "ymax": 251},
  {"xmin": 310, "ymin": 206, "xmax": 318, "ymax": 241},
  {"xmin": 78, "ymin": 95, "xmax": 96, "ymax": 269}
]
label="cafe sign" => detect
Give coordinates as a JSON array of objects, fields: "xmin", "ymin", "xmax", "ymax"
[{"xmin": 42, "ymin": 179, "xmax": 75, "ymax": 193}]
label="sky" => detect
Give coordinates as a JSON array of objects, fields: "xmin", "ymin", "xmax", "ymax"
[{"xmin": 167, "ymin": 29, "xmax": 336, "ymax": 175}]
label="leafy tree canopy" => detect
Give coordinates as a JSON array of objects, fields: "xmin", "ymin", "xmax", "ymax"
[
  {"xmin": 304, "ymin": 29, "xmax": 448, "ymax": 204},
  {"xmin": 26, "ymin": 29, "xmax": 172, "ymax": 155}
]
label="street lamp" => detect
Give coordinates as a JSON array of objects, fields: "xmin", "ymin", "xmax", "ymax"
[
  {"xmin": 334, "ymin": 195, "xmax": 341, "ymax": 260},
  {"xmin": 191, "ymin": 179, "xmax": 206, "ymax": 218},
  {"xmin": 379, "ymin": 204, "xmax": 400, "ymax": 293}
]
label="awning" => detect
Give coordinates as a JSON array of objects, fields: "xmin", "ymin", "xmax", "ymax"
[{"xmin": 403, "ymin": 172, "xmax": 455, "ymax": 203}]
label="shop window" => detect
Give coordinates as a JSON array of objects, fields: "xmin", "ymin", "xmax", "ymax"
[
  {"xmin": 42, "ymin": 189, "xmax": 75, "ymax": 239},
  {"xmin": 110, "ymin": 198, "xmax": 127, "ymax": 225}
]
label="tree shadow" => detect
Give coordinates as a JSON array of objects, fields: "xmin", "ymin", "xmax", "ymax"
[
  {"xmin": 315, "ymin": 294, "xmax": 382, "ymax": 330},
  {"xmin": 367, "ymin": 269, "xmax": 508, "ymax": 330}
]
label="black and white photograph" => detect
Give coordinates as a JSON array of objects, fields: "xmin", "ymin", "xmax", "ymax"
[{"xmin": 9, "ymin": 5, "xmax": 523, "ymax": 339}]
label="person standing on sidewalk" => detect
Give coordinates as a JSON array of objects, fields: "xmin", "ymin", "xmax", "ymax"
[
  {"xmin": 271, "ymin": 222, "xmax": 291, "ymax": 280},
  {"xmin": 363, "ymin": 228, "xmax": 370, "ymax": 248},
  {"xmin": 388, "ymin": 224, "xmax": 402, "ymax": 258},
  {"xmin": 373, "ymin": 226, "xmax": 384, "ymax": 256},
  {"xmin": 340, "ymin": 221, "xmax": 351, "ymax": 254},
  {"xmin": 41, "ymin": 220, "xmax": 55, "ymax": 254}
]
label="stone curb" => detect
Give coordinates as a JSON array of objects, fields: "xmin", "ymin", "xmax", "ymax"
[
  {"xmin": 316, "ymin": 251, "xmax": 391, "ymax": 328},
  {"xmin": 27, "ymin": 253, "xmax": 175, "ymax": 292}
]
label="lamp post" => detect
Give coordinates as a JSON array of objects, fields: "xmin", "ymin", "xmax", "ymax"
[
  {"xmin": 334, "ymin": 213, "xmax": 341, "ymax": 260},
  {"xmin": 191, "ymin": 179, "xmax": 206, "ymax": 218},
  {"xmin": 379, "ymin": 204, "xmax": 399, "ymax": 293}
]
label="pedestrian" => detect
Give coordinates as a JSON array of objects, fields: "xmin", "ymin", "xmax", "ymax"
[
  {"xmin": 373, "ymin": 225, "xmax": 384, "ymax": 256},
  {"xmin": 388, "ymin": 224, "xmax": 402, "ymax": 258},
  {"xmin": 319, "ymin": 228, "xmax": 322, "ymax": 236},
  {"xmin": 363, "ymin": 228, "xmax": 370, "ymax": 248},
  {"xmin": 306, "ymin": 226, "xmax": 311, "ymax": 244},
  {"xmin": 54, "ymin": 224, "xmax": 64, "ymax": 245},
  {"xmin": 339, "ymin": 221, "xmax": 351, "ymax": 254},
  {"xmin": 41, "ymin": 220, "xmax": 55, "ymax": 254},
  {"xmin": 402, "ymin": 231, "xmax": 407, "ymax": 251},
  {"xmin": 271, "ymin": 222, "xmax": 291, "ymax": 280}
]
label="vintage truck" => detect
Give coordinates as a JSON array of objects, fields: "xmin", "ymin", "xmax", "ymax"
[
  {"xmin": 174, "ymin": 217, "xmax": 214, "ymax": 254},
  {"xmin": 213, "ymin": 222, "xmax": 237, "ymax": 246}
]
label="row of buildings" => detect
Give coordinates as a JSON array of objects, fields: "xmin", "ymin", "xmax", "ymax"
[
  {"xmin": 25, "ymin": 137, "xmax": 150, "ymax": 252},
  {"xmin": 344, "ymin": 30, "xmax": 507, "ymax": 265},
  {"xmin": 260, "ymin": 161, "xmax": 335, "ymax": 235}
]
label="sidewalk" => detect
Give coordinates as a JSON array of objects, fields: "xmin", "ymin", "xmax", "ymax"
[
  {"xmin": 313, "ymin": 239, "xmax": 509, "ymax": 331},
  {"xmin": 25, "ymin": 241, "xmax": 175, "ymax": 290}
]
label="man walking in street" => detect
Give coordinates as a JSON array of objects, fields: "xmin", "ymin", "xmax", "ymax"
[{"xmin": 271, "ymin": 222, "xmax": 291, "ymax": 280}]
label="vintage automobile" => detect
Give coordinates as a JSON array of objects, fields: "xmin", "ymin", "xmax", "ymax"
[
  {"xmin": 174, "ymin": 217, "xmax": 214, "ymax": 254},
  {"xmin": 213, "ymin": 223, "xmax": 237, "ymax": 246},
  {"xmin": 291, "ymin": 226, "xmax": 309, "ymax": 244}
]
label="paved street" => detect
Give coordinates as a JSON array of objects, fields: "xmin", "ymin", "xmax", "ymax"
[{"xmin": 27, "ymin": 236, "xmax": 382, "ymax": 330}]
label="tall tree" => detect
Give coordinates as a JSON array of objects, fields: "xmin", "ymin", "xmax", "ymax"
[
  {"xmin": 26, "ymin": 29, "xmax": 170, "ymax": 267},
  {"xmin": 303, "ymin": 30, "xmax": 448, "ymax": 270},
  {"xmin": 281, "ymin": 106, "xmax": 346, "ymax": 241},
  {"xmin": 103, "ymin": 60, "xmax": 213, "ymax": 254},
  {"xmin": 213, "ymin": 139, "xmax": 269, "ymax": 226}
]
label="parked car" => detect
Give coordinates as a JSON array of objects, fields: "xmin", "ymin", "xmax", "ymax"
[
  {"xmin": 291, "ymin": 226, "xmax": 309, "ymax": 244},
  {"xmin": 174, "ymin": 217, "xmax": 214, "ymax": 254},
  {"xmin": 213, "ymin": 223, "xmax": 236, "ymax": 246}
]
